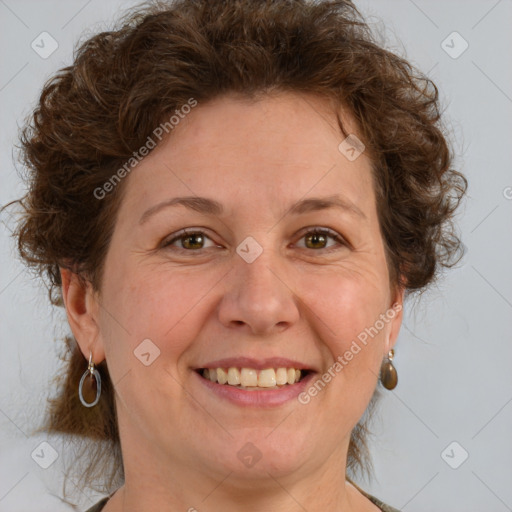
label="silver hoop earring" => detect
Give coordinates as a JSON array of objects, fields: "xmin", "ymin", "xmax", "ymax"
[{"xmin": 78, "ymin": 351, "xmax": 102, "ymax": 407}]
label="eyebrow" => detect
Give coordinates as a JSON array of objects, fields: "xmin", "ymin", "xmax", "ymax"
[{"xmin": 139, "ymin": 194, "xmax": 366, "ymax": 225}]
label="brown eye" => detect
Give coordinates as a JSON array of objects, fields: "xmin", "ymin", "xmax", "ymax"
[
  {"xmin": 162, "ymin": 229, "xmax": 216, "ymax": 251},
  {"xmin": 296, "ymin": 228, "xmax": 346, "ymax": 251},
  {"xmin": 180, "ymin": 233, "xmax": 205, "ymax": 250},
  {"xmin": 305, "ymin": 231, "xmax": 328, "ymax": 249}
]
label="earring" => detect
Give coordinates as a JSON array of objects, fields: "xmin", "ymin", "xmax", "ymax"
[
  {"xmin": 78, "ymin": 351, "xmax": 102, "ymax": 407},
  {"xmin": 380, "ymin": 349, "xmax": 398, "ymax": 390}
]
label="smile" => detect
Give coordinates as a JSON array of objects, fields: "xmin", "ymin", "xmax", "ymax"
[
  {"xmin": 196, "ymin": 366, "xmax": 311, "ymax": 389},
  {"xmin": 194, "ymin": 366, "xmax": 316, "ymax": 407}
]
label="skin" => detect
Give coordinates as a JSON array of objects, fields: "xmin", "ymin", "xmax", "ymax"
[{"xmin": 61, "ymin": 91, "xmax": 404, "ymax": 512}]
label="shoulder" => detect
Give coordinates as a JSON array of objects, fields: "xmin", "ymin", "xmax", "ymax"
[
  {"xmin": 84, "ymin": 496, "xmax": 109, "ymax": 512},
  {"xmin": 348, "ymin": 480, "xmax": 401, "ymax": 512},
  {"xmin": 365, "ymin": 493, "xmax": 401, "ymax": 512}
]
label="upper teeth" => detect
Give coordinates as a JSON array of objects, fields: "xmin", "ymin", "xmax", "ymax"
[{"xmin": 202, "ymin": 367, "xmax": 302, "ymax": 388}]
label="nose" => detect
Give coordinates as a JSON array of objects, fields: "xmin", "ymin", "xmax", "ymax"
[{"xmin": 217, "ymin": 245, "xmax": 300, "ymax": 336}]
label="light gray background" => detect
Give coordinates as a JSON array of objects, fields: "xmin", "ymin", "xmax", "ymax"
[{"xmin": 1, "ymin": 1, "xmax": 511, "ymax": 511}]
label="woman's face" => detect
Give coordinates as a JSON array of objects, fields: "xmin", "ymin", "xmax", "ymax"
[{"xmin": 85, "ymin": 92, "xmax": 403, "ymax": 488}]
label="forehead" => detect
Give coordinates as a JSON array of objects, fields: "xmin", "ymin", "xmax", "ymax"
[{"xmin": 119, "ymin": 92, "xmax": 375, "ymax": 221}]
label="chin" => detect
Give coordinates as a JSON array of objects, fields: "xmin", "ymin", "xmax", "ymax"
[{"xmin": 201, "ymin": 433, "xmax": 313, "ymax": 481}]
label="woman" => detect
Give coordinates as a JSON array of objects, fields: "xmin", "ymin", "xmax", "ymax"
[{"xmin": 6, "ymin": 0, "xmax": 466, "ymax": 510}]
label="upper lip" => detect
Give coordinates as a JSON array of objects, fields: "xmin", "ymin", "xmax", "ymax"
[{"xmin": 195, "ymin": 357, "xmax": 317, "ymax": 372}]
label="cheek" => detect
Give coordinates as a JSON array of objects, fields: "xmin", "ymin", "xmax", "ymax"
[
  {"xmin": 297, "ymin": 272, "xmax": 388, "ymax": 431},
  {"xmin": 299, "ymin": 267, "xmax": 389, "ymax": 400},
  {"xmin": 100, "ymin": 262, "xmax": 215, "ymax": 363},
  {"xmin": 97, "ymin": 266, "xmax": 208, "ymax": 421}
]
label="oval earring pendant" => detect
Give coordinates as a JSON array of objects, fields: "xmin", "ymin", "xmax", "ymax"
[
  {"xmin": 79, "ymin": 366, "xmax": 102, "ymax": 407},
  {"xmin": 380, "ymin": 350, "xmax": 398, "ymax": 390}
]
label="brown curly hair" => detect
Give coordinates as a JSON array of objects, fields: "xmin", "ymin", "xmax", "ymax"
[{"xmin": 3, "ymin": 0, "xmax": 467, "ymax": 502}]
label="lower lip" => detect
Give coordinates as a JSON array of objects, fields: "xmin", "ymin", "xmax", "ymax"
[{"xmin": 194, "ymin": 370, "xmax": 317, "ymax": 407}]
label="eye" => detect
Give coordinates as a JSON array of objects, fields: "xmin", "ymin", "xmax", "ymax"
[
  {"xmin": 295, "ymin": 227, "xmax": 347, "ymax": 252},
  {"xmin": 162, "ymin": 228, "xmax": 217, "ymax": 251}
]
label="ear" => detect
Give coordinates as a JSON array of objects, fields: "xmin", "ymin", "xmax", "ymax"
[
  {"xmin": 385, "ymin": 285, "xmax": 405, "ymax": 353},
  {"xmin": 60, "ymin": 268, "xmax": 105, "ymax": 364}
]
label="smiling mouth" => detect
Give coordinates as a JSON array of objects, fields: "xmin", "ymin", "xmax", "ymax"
[{"xmin": 195, "ymin": 367, "xmax": 313, "ymax": 390}]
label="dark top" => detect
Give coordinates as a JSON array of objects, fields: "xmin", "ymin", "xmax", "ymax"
[{"xmin": 85, "ymin": 488, "xmax": 400, "ymax": 511}]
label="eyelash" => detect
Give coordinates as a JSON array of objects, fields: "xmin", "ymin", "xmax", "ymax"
[{"xmin": 161, "ymin": 227, "xmax": 348, "ymax": 254}]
